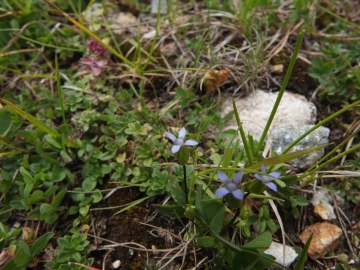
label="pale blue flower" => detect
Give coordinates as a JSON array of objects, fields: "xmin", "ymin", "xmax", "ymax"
[
  {"xmin": 166, "ymin": 127, "xmax": 198, "ymax": 154},
  {"xmin": 254, "ymin": 164, "xmax": 281, "ymax": 192},
  {"xmin": 215, "ymin": 171, "xmax": 244, "ymax": 200}
]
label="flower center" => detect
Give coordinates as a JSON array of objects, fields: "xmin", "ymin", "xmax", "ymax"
[
  {"xmin": 226, "ymin": 182, "xmax": 237, "ymax": 192},
  {"xmin": 175, "ymin": 138, "xmax": 184, "ymax": 145},
  {"xmin": 261, "ymin": 175, "xmax": 273, "ymax": 183}
]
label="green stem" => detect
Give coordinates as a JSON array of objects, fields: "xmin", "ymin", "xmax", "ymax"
[
  {"xmin": 183, "ymin": 165, "xmax": 188, "ymax": 204},
  {"xmin": 221, "ymin": 208, "xmax": 240, "ymax": 233},
  {"xmin": 255, "ymin": 30, "xmax": 305, "ymax": 154}
]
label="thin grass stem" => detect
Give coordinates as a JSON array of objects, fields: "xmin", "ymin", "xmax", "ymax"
[{"xmin": 255, "ymin": 30, "xmax": 305, "ymax": 154}]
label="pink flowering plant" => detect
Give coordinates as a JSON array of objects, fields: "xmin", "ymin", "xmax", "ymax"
[{"xmin": 80, "ymin": 38, "xmax": 110, "ymax": 76}]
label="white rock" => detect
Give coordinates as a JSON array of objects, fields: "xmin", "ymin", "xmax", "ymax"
[
  {"xmin": 221, "ymin": 90, "xmax": 317, "ymax": 142},
  {"xmin": 264, "ymin": 241, "xmax": 298, "ymax": 267},
  {"xmin": 112, "ymin": 260, "xmax": 121, "ymax": 269},
  {"xmin": 311, "ymin": 191, "xmax": 336, "ymax": 220},
  {"xmin": 269, "ymin": 125, "xmax": 329, "ymax": 169}
]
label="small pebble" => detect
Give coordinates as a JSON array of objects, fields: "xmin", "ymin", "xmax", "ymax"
[{"xmin": 112, "ymin": 260, "xmax": 121, "ymax": 269}]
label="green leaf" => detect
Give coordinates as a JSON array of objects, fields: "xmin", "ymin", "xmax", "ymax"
[
  {"xmin": 19, "ymin": 167, "xmax": 35, "ymax": 184},
  {"xmin": 247, "ymin": 215, "xmax": 259, "ymax": 225},
  {"xmin": 292, "ymin": 206, "xmax": 299, "ymax": 218},
  {"xmin": 52, "ymin": 166, "xmax": 66, "ymax": 182},
  {"xmin": 274, "ymin": 179, "xmax": 286, "ymax": 188},
  {"xmin": 0, "ymin": 111, "xmax": 12, "ymax": 137},
  {"xmin": 143, "ymin": 157, "xmax": 153, "ymax": 167},
  {"xmin": 90, "ymin": 190, "xmax": 103, "ymax": 203},
  {"xmin": 24, "ymin": 183, "xmax": 34, "ymax": 199},
  {"xmin": 195, "ymin": 187, "xmax": 205, "ymax": 220},
  {"xmin": 210, "ymin": 153, "xmax": 222, "ymax": 165},
  {"xmin": 222, "ymin": 148, "xmax": 233, "ymax": 168},
  {"xmin": 202, "ymin": 200, "xmax": 225, "ymax": 234},
  {"xmin": 31, "ymin": 232, "xmax": 54, "ymax": 256},
  {"xmin": 9, "ymin": 200, "xmax": 24, "ymax": 210},
  {"xmin": 67, "ymin": 206, "xmax": 79, "ymax": 215},
  {"xmin": 242, "ymin": 231, "xmax": 272, "ymax": 251},
  {"xmin": 176, "ymin": 146, "xmax": 189, "ymax": 166},
  {"xmin": 28, "ymin": 208, "xmax": 41, "ymax": 219},
  {"xmin": 232, "ymin": 252, "xmax": 260, "ymax": 270},
  {"xmin": 44, "ymin": 186, "xmax": 58, "ymax": 198},
  {"xmin": 281, "ymin": 175, "xmax": 298, "ymax": 186},
  {"xmin": 167, "ymin": 175, "xmax": 186, "ymax": 205},
  {"xmin": 311, "ymin": 56, "xmax": 323, "ymax": 70},
  {"xmin": 176, "ymin": 87, "xmax": 186, "ymax": 98},
  {"xmin": 79, "ymin": 205, "xmax": 90, "ymax": 216},
  {"xmin": 60, "ymin": 150, "xmax": 73, "ymax": 163},
  {"xmin": 28, "ymin": 190, "xmax": 45, "ymax": 204},
  {"xmin": 289, "ymin": 196, "xmax": 298, "ymax": 207},
  {"xmin": 82, "ymin": 178, "xmax": 97, "ymax": 191},
  {"xmin": 51, "ymin": 189, "xmax": 66, "ymax": 207},
  {"xmin": 196, "ymin": 236, "xmax": 216, "ymax": 248},
  {"xmin": 100, "ymin": 164, "xmax": 111, "ymax": 174},
  {"xmin": 44, "ymin": 134, "xmax": 62, "ymax": 149},
  {"xmin": 265, "ymin": 218, "xmax": 278, "ymax": 233},
  {"xmin": 40, "ymin": 203, "xmax": 55, "ymax": 214},
  {"xmin": 45, "ymin": 212, "xmax": 58, "ymax": 224},
  {"xmin": 1, "ymin": 259, "xmax": 17, "ymax": 270},
  {"xmin": 154, "ymin": 202, "xmax": 184, "ymax": 219},
  {"xmin": 322, "ymin": 61, "xmax": 335, "ymax": 75},
  {"xmin": 293, "ymin": 195, "xmax": 308, "ymax": 206},
  {"xmin": 14, "ymin": 240, "xmax": 31, "ymax": 267}
]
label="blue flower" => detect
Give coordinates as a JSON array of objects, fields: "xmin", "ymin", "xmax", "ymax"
[
  {"xmin": 215, "ymin": 171, "xmax": 244, "ymax": 200},
  {"xmin": 254, "ymin": 164, "xmax": 281, "ymax": 192},
  {"xmin": 166, "ymin": 127, "xmax": 198, "ymax": 154}
]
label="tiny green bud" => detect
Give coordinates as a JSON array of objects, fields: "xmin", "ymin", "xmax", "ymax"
[
  {"xmin": 176, "ymin": 146, "xmax": 189, "ymax": 165},
  {"xmin": 184, "ymin": 204, "xmax": 196, "ymax": 219}
]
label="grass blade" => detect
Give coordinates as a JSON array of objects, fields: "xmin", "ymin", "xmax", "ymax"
[
  {"xmin": 295, "ymin": 233, "xmax": 312, "ymax": 270},
  {"xmin": 255, "ymin": 30, "xmax": 305, "ymax": 153}
]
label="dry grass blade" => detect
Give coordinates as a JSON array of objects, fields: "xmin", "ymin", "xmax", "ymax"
[{"xmin": 264, "ymin": 190, "xmax": 286, "ymax": 266}]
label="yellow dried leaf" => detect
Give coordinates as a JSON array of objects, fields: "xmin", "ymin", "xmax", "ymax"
[{"xmin": 203, "ymin": 69, "xmax": 230, "ymax": 94}]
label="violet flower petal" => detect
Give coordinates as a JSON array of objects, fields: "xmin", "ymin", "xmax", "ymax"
[
  {"xmin": 171, "ymin": 145, "xmax": 181, "ymax": 154},
  {"xmin": 233, "ymin": 171, "xmax": 243, "ymax": 185},
  {"xmin": 265, "ymin": 182, "xmax": 278, "ymax": 192},
  {"xmin": 217, "ymin": 171, "xmax": 230, "ymax": 184},
  {"xmin": 270, "ymin": 172, "xmax": 281, "ymax": 179},
  {"xmin": 231, "ymin": 189, "xmax": 244, "ymax": 200},
  {"xmin": 261, "ymin": 164, "xmax": 267, "ymax": 173},
  {"xmin": 166, "ymin": 132, "xmax": 177, "ymax": 143},
  {"xmin": 184, "ymin": 139, "xmax": 198, "ymax": 146},
  {"xmin": 178, "ymin": 127, "xmax": 186, "ymax": 139},
  {"xmin": 215, "ymin": 187, "xmax": 230, "ymax": 197},
  {"xmin": 254, "ymin": 174, "xmax": 262, "ymax": 181}
]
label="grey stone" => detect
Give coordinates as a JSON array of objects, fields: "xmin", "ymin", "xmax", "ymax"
[
  {"xmin": 269, "ymin": 125, "xmax": 330, "ymax": 169},
  {"xmin": 221, "ymin": 90, "xmax": 317, "ymax": 142}
]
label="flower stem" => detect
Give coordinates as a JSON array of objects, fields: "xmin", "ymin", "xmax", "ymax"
[
  {"xmin": 221, "ymin": 208, "xmax": 240, "ymax": 233},
  {"xmin": 183, "ymin": 165, "xmax": 188, "ymax": 204}
]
